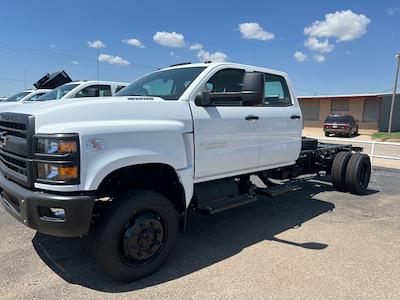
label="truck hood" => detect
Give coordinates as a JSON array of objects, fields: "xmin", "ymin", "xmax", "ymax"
[{"xmin": 2, "ymin": 96, "xmax": 193, "ymax": 134}]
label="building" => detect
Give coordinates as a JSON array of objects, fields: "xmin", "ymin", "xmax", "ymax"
[{"xmin": 298, "ymin": 93, "xmax": 400, "ymax": 132}]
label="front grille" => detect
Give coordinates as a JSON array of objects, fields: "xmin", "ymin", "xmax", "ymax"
[
  {"xmin": 0, "ymin": 121, "xmax": 27, "ymax": 138},
  {"xmin": 0, "ymin": 150, "xmax": 27, "ymax": 176},
  {"xmin": 0, "ymin": 113, "xmax": 34, "ymax": 187}
]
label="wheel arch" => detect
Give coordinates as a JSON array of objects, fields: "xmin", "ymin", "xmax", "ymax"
[{"xmin": 95, "ymin": 163, "xmax": 188, "ymax": 214}]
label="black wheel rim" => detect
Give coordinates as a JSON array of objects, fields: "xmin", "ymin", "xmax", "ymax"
[{"xmin": 119, "ymin": 211, "xmax": 166, "ymax": 265}]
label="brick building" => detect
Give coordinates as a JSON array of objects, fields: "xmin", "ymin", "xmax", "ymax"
[{"xmin": 298, "ymin": 93, "xmax": 400, "ymax": 132}]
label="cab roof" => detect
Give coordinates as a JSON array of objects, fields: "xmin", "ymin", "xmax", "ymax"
[{"xmin": 162, "ymin": 61, "xmax": 288, "ymax": 77}]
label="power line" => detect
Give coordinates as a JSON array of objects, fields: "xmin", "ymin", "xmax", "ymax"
[
  {"xmin": 0, "ymin": 42, "xmax": 157, "ymax": 69},
  {"xmin": 0, "ymin": 76, "xmax": 34, "ymax": 83}
]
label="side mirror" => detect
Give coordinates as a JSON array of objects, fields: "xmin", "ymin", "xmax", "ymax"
[
  {"xmin": 241, "ymin": 72, "xmax": 265, "ymax": 106},
  {"xmin": 195, "ymin": 71, "xmax": 265, "ymax": 107},
  {"xmin": 195, "ymin": 92, "xmax": 212, "ymax": 106}
]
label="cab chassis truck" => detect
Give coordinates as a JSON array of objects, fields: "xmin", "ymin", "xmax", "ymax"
[{"xmin": 0, "ymin": 62, "xmax": 371, "ymax": 281}]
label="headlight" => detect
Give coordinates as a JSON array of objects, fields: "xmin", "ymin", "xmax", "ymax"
[
  {"xmin": 37, "ymin": 163, "xmax": 79, "ymax": 183},
  {"xmin": 37, "ymin": 138, "xmax": 78, "ymax": 155}
]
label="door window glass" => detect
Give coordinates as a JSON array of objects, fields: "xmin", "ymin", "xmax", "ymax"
[{"xmin": 264, "ymin": 74, "xmax": 292, "ymax": 106}]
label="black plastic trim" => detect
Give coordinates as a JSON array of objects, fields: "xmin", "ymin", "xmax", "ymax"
[{"xmin": 0, "ymin": 171, "xmax": 94, "ymax": 237}]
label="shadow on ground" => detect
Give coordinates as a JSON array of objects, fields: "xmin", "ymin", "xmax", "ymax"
[{"xmin": 32, "ymin": 179, "xmax": 338, "ymax": 292}]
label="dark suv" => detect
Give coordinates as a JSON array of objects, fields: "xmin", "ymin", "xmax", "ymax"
[{"xmin": 323, "ymin": 115, "xmax": 359, "ymax": 137}]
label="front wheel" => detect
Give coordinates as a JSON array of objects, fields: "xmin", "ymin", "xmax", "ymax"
[{"xmin": 92, "ymin": 190, "xmax": 178, "ymax": 282}]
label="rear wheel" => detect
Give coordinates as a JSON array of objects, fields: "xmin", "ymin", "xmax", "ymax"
[
  {"xmin": 324, "ymin": 132, "xmax": 330, "ymax": 137},
  {"xmin": 92, "ymin": 190, "xmax": 178, "ymax": 282},
  {"xmin": 331, "ymin": 151, "xmax": 352, "ymax": 192},
  {"xmin": 345, "ymin": 153, "xmax": 371, "ymax": 195}
]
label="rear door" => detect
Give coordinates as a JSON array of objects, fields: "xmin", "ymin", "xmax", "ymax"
[
  {"xmin": 189, "ymin": 67, "xmax": 261, "ymax": 181},
  {"xmin": 257, "ymin": 73, "xmax": 302, "ymax": 168}
]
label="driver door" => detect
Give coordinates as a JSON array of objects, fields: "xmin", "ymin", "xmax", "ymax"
[{"xmin": 189, "ymin": 68, "xmax": 261, "ymax": 181}]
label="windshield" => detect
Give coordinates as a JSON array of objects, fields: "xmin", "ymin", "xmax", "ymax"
[
  {"xmin": 116, "ymin": 67, "xmax": 206, "ymax": 100},
  {"xmin": 325, "ymin": 116, "xmax": 348, "ymax": 123},
  {"xmin": 36, "ymin": 84, "xmax": 79, "ymax": 101},
  {"xmin": 4, "ymin": 91, "xmax": 31, "ymax": 102}
]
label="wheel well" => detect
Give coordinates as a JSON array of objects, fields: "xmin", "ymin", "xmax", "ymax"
[{"xmin": 96, "ymin": 163, "xmax": 186, "ymax": 214}]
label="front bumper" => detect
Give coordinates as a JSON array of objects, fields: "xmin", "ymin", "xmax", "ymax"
[{"xmin": 0, "ymin": 172, "xmax": 94, "ymax": 237}]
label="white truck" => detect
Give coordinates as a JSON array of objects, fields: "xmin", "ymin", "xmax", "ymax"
[
  {"xmin": 0, "ymin": 62, "xmax": 371, "ymax": 282},
  {"xmin": 2, "ymin": 89, "xmax": 52, "ymax": 102},
  {"xmin": 35, "ymin": 80, "xmax": 127, "ymax": 101}
]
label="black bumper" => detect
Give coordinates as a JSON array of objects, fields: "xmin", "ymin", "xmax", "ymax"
[{"xmin": 0, "ymin": 172, "xmax": 94, "ymax": 237}]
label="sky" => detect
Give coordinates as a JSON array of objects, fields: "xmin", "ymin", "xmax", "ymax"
[{"xmin": 0, "ymin": 0, "xmax": 399, "ymax": 97}]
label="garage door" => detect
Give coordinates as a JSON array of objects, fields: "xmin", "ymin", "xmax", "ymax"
[
  {"xmin": 300, "ymin": 99, "xmax": 320, "ymax": 120},
  {"xmin": 363, "ymin": 99, "xmax": 381, "ymax": 122}
]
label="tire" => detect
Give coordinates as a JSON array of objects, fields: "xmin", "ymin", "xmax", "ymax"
[
  {"xmin": 347, "ymin": 131, "xmax": 352, "ymax": 138},
  {"xmin": 92, "ymin": 190, "xmax": 178, "ymax": 282},
  {"xmin": 325, "ymin": 132, "xmax": 330, "ymax": 137},
  {"xmin": 331, "ymin": 151, "xmax": 352, "ymax": 192},
  {"xmin": 345, "ymin": 153, "xmax": 371, "ymax": 195},
  {"xmin": 301, "ymin": 137, "xmax": 318, "ymax": 151}
]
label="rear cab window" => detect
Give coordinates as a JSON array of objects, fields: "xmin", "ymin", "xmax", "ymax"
[{"xmin": 263, "ymin": 73, "xmax": 292, "ymax": 107}]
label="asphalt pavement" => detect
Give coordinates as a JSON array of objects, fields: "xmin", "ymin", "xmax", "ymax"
[{"xmin": 0, "ymin": 168, "xmax": 399, "ymax": 299}]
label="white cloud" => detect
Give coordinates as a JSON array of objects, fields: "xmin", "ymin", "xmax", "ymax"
[
  {"xmin": 87, "ymin": 40, "xmax": 106, "ymax": 48},
  {"xmin": 123, "ymin": 38, "xmax": 145, "ymax": 48},
  {"xmin": 190, "ymin": 43, "xmax": 203, "ymax": 50},
  {"xmin": 72, "ymin": 60, "xmax": 79, "ymax": 65},
  {"xmin": 98, "ymin": 53, "xmax": 129, "ymax": 66},
  {"xmin": 153, "ymin": 31, "xmax": 185, "ymax": 48},
  {"xmin": 294, "ymin": 51, "xmax": 308, "ymax": 62},
  {"xmin": 304, "ymin": 37, "xmax": 334, "ymax": 53},
  {"xmin": 197, "ymin": 49, "xmax": 227, "ymax": 62},
  {"xmin": 50, "ymin": 44, "xmax": 56, "ymax": 48},
  {"xmin": 239, "ymin": 22, "xmax": 274, "ymax": 41},
  {"xmin": 304, "ymin": 10, "xmax": 371, "ymax": 42},
  {"xmin": 313, "ymin": 54, "xmax": 326, "ymax": 63}
]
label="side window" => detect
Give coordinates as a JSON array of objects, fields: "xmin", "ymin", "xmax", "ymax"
[
  {"xmin": 75, "ymin": 85, "xmax": 112, "ymax": 98},
  {"xmin": 206, "ymin": 69, "xmax": 244, "ymax": 93},
  {"xmin": 264, "ymin": 74, "xmax": 292, "ymax": 106},
  {"xmin": 204, "ymin": 69, "xmax": 244, "ymax": 106},
  {"xmin": 29, "ymin": 93, "xmax": 46, "ymax": 101}
]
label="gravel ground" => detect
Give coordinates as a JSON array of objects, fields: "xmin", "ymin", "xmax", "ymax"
[{"xmin": 0, "ymin": 168, "xmax": 399, "ymax": 300}]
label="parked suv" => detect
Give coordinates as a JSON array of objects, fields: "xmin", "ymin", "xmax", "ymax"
[{"xmin": 323, "ymin": 115, "xmax": 359, "ymax": 137}]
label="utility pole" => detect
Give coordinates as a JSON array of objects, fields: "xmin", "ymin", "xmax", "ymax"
[
  {"xmin": 388, "ymin": 52, "xmax": 400, "ymax": 133},
  {"xmin": 96, "ymin": 46, "xmax": 99, "ymax": 81}
]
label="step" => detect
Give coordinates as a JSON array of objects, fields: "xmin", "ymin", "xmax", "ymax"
[
  {"xmin": 198, "ymin": 194, "xmax": 257, "ymax": 215},
  {"xmin": 256, "ymin": 183, "xmax": 300, "ymax": 197}
]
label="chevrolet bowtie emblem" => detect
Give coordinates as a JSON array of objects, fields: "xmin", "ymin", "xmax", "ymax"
[{"xmin": 0, "ymin": 131, "xmax": 9, "ymax": 147}]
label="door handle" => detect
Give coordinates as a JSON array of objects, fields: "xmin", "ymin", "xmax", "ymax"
[
  {"xmin": 290, "ymin": 115, "xmax": 301, "ymax": 119},
  {"xmin": 245, "ymin": 115, "xmax": 259, "ymax": 121}
]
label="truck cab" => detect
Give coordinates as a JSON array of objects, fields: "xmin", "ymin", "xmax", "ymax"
[{"xmin": 0, "ymin": 62, "xmax": 370, "ymax": 282}]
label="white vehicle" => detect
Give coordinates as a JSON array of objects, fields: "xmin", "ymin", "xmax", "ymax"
[
  {"xmin": 0, "ymin": 62, "xmax": 371, "ymax": 282},
  {"xmin": 36, "ymin": 80, "xmax": 127, "ymax": 101},
  {"xmin": 1, "ymin": 89, "xmax": 51, "ymax": 103},
  {"xmin": 0, "ymin": 89, "xmax": 52, "ymax": 112}
]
